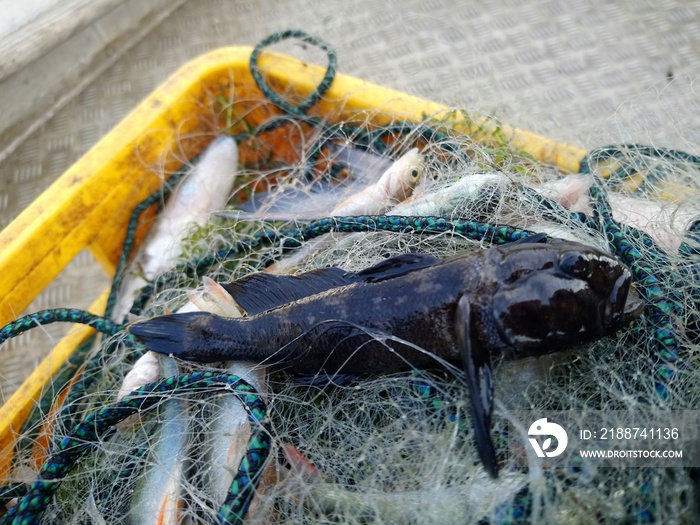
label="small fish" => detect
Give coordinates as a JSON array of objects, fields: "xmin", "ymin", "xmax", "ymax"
[
  {"xmin": 190, "ymin": 278, "xmax": 270, "ymax": 509},
  {"xmin": 123, "ymin": 283, "xmax": 243, "ymax": 521},
  {"xmin": 268, "ymin": 147, "xmax": 424, "ymax": 274},
  {"xmin": 128, "ymin": 357, "xmax": 189, "ymax": 525},
  {"xmin": 187, "ymin": 276, "xmax": 245, "ymax": 318},
  {"xmin": 203, "ymin": 361, "xmax": 268, "ymax": 509},
  {"xmin": 112, "ymin": 136, "xmax": 239, "ymax": 322},
  {"xmin": 130, "ymin": 239, "xmax": 643, "ymax": 478},
  {"xmin": 535, "ymin": 174, "xmax": 700, "ymax": 252},
  {"xmin": 117, "ymin": 350, "xmax": 160, "ymax": 402},
  {"xmin": 227, "ymin": 143, "xmax": 395, "ymax": 220},
  {"xmin": 303, "ymin": 172, "xmax": 509, "ymax": 268},
  {"xmin": 387, "ymin": 172, "xmax": 506, "ymax": 217},
  {"xmin": 228, "ymin": 180, "xmax": 343, "ymax": 220},
  {"xmin": 330, "ymin": 147, "xmax": 424, "ymax": 216}
]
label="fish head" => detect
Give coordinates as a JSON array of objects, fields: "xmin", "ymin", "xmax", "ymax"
[
  {"xmin": 384, "ymin": 147, "xmax": 424, "ymax": 201},
  {"xmin": 490, "ymin": 240, "xmax": 644, "ymax": 352}
]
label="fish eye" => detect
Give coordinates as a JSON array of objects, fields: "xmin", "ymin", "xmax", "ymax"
[
  {"xmin": 559, "ymin": 252, "xmax": 591, "ymax": 278},
  {"xmin": 411, "ymin": 169, "xmax": 419, "ymax": 178}
]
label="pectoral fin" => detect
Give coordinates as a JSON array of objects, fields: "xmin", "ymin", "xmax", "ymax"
[{"xmin": 455, "ymin": 294, "xmax": 498, "ymax": 478}]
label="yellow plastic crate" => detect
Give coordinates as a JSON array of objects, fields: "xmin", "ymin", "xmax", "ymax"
[{"xmin": 0, "ymin": 45, "xmax": 587, "ymax": 476}]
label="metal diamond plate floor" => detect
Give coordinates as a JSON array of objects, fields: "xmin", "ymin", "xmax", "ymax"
[{"xmin": 1, "ymin": 0, "xmax": 699, "ymax": 399}]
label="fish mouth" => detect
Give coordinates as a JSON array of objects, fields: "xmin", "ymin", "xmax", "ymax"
[
  {"xmin": 605, "ymin": 271, "xmax": 645, "ymax": 328},
  {"xmin": 620, "ymin": 283, "xmax": 645, "ymax": 325}
]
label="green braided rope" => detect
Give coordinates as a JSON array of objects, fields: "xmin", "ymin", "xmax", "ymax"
[
  {"xmin": 5, "ymin": 32, "xmax": 695, "ymax": 525},
  {"xmin": 0, "ymin": 484, "xmax": 26, "ymax": 509},
  {"xmin": 1, "ymin": 372, "xmax": 270, "ymax": 525},
  {"xmin": 0, "ymin": 310, "xmax": 136, "ymax": 433},
  {"xmin": 582, "ymin": 170, "xmax": 685, "ymax": 399},
  {"xmin": 249, "ymin": 29, "xmax": 337, "ymax": 121},
  {"xmin": 0, "ymin": 309, "xmax": 128, "ymax": 345},
  {"xmin": 246, "ymin": 28, "xmax": 476, "ymax": 187}
]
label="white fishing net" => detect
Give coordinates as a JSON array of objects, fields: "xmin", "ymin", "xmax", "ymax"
[{"xmin": 5, "ymin": 56, "xmax": 700, "ymax": 525}]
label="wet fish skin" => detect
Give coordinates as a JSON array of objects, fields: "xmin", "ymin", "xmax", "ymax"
[
  {"xmin": 131, "ymin": 253, "xmax": 464, "ymax": 374},
  {"xmin": 130, "ymin": 240, "xmax": 643, "ymax": 477},
  {"xmin": 128, "ymin": 357, "xmax": 188, "ymax": 525},
  {"xmin": 131, "ymin": 241, "xmax": 640, "ymax": 369},
  {"xmin": 330, "ymin": 147, "xmax": 424, "ymax": 216}
]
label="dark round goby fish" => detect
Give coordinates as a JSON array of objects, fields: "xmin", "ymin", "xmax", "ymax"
[{"xmin": 130, "ymin": 238, "xmax": 643, "ymax": 478}]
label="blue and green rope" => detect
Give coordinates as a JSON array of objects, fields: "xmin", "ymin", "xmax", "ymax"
[
  {"xmin": 0, "ymin": 372, "xmax": 270, "ymax": 525},
  {"xmin": 0, "ymin": 309, "xmax": 128, "ymax": 345},
  {"xmin": 580, "ymin": 150, "xmax": 689, "ymax": 400}
]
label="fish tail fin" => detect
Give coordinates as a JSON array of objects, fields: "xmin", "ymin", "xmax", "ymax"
[{"xmin": 129, "ymin": 311, "xmax": 242, "ymax": 363}]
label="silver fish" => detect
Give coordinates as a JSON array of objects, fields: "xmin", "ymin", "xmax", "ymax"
[
  {"xmin": 112, "ymin": 136, "xmax": 238, "ymax": 322},
  {"xmin": 269, "ymin": 148, "xmax": 424, "ymax": 274}
]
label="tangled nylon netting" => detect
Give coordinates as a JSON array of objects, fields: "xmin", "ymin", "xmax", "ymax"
[{"xmin": 2, "ymin": 30, "xmax": 700, "ymax": 524}]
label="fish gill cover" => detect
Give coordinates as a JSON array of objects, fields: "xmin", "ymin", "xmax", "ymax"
[{"xmin": 1, "ymin": 30, "xmax": 699, "ymax": 524}]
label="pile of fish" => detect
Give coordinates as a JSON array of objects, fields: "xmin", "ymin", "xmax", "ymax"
[
  {"xmin": 12, "ymin": 130, "xmax": 700, "ymax": 524},
  {"xmin": 109, "ymin": 138, "xmax": 435, "ymax": 522}
]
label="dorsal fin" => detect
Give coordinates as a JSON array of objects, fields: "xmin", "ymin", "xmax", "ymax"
[
  {"xmin": 220, "ymin": 253, "xmax": 441, "ymax": 314},
  {"xmin": 220, "ymin": 267, "xmax": 355, "ymax": 315},
  {"xmin": 356, "ymin": 253, "xmax": 440, "ymax": 283}
]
